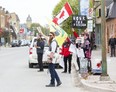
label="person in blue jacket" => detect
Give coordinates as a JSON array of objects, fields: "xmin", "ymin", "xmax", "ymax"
[{"xmin": 35, "ymin": 34, "xmax": 45, "ymax": 72}]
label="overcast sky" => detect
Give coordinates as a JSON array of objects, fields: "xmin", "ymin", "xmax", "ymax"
[{"xmin": 0, "ymin": 0, "xmax": 60, "ymax": 26}]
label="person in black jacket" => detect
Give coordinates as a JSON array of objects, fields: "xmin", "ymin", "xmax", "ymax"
[
  {"xmin": 108, "ymin": 36, "xmax": 115, "ymax": 57},
  {"xmin": 35, "ymin": 34, "xmax": 45, "ymax": 72}
]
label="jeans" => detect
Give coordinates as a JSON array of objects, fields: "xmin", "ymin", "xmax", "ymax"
[
  {"xmin": 48, "ymin": 63, "xmax": 61, "ymax": 84},
  {"xmin": 77, "ymin": 56, "xmax": 80, "ymax": 70}
]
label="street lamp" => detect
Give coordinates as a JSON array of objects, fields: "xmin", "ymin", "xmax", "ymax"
[{"xmin": 100, "ymin": 0, "xmax": 110, "ymax": 81}]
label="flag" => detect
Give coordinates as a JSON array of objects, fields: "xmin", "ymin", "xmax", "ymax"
[
  {"xmin": 52, "ymin": 2, "xmax": 73, "ymax": 25},
  {"xmin": 47, "ymin": 18, "xmax": 68, "ymax": 46}
]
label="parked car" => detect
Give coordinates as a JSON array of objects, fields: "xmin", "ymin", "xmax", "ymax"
[
  {"xmin": 28, "ymin": 37, "xmax": 60, "ymax": 68},
  {"xmin": 11, "ymin": 40, "xmax": 20, "ymax": 47},
  {"xmin": 20, "ymin": 39, "xmax": 27, "ymax": 46}
]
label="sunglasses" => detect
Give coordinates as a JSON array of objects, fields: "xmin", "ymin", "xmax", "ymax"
[{"xmin": 49, "ymin": 35, "xmax": 53, "ymax": 36}]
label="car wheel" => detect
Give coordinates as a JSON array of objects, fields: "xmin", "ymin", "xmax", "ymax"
[{"xmin": 29, "ymin": 63, "xmax": 33, "ymax": 68}]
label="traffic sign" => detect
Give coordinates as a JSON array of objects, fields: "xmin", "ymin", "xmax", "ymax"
[{"xmin": 19, "ymin": 28, "xmax": 24, "ymax": 33}]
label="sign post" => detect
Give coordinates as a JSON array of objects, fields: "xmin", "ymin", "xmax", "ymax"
[{"xmin": 72, "ymin": 15, "xmax": 87, "ymax": 29}]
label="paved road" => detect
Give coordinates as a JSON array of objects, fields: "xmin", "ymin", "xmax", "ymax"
[{"xmin": 0, "ymin": 47, "xmax": 90, "ymax": 92}]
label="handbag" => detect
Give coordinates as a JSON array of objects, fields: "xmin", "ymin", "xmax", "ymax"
[
  {"xmin": 85, "ymin": 49, "xmax": 91, "ymax": 59},
  {"xmin": 45, "ymin": 50, "xmax": 59, "ymax": 63}
]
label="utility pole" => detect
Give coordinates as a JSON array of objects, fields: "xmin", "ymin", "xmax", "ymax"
[{"xmin": 100, "ymin": 0, "xmax": 110, "ymax": 81}]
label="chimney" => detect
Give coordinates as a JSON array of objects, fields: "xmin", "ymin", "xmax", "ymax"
[
  {"xmin": 0, "ymin": 6, "xmax": 2, "ymax": 10},
  {"xmin": 3, "ymin": 8, "xmax": 5, "ymax": 11},
  {"xmin": 5, "ymin": 10, "xmax": 9, "ymax": 14}
]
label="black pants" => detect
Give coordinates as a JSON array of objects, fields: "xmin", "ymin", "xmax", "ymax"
[
  {"xmin": 37, "ymin": 53, "xmax": 43, "ymax": 71},
  {"xmin": 63, "ymin": 55, "xmax": 72, "ymax": 73},
  {"xmin": 110, "ymin": 46, "xmax": 115, "ymax": 57},
  {"xmin": 77, "ymin": 56, "xmax": 80, "ymax": 70}
]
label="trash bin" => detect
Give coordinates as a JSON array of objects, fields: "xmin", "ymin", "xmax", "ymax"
[{"xmin": 80, "ymin": 58, "xmax": 88, "ymax": 79}]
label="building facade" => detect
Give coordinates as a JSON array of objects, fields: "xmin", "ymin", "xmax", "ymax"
[
  {"xmin": 0, "ymin": 6, "xmax": 20, "ymax": 46},
  {"xmin": 94, "ymin": 0, "xmax": 116, "ymax": 52},
  {"xmin": 26, "ymin": 14, "xmax": 32, "ymax": 29}
]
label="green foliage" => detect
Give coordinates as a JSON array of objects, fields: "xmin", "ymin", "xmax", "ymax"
[
  {"xmin": 30, "ymin": 23, "xmax": 49, "ymax": 36},
  {"xmin": 30, "ymin": 23, "xmax": 40, "ymax": 31},
  {"xmin": 89, "ymin": 0, "xmax": 94, "ymax": 8},
  {"xmin": 41, "ymin": 26, "xmax": 50, "ymax": 36},
  {"xmin": 30, "ymin": 23, "xmax": 39, "ymax": 36},
  {"xmin": 52, "ymin": 0, "xmax": 79, "ymax": 35}
]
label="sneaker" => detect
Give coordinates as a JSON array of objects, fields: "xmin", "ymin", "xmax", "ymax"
[
  {"xmin": 62, "ymin": 71, "xmax": 67, "ymax": 73},
  {"xmin": 46, "ymin": 84, "xmax": 55, "ymax": 87},
  {"xmin": 37, "ymin": 70, "xmax": 44, "ymax": 72},
  {"xmin": 69, "ymin": 70, "xmax": 71, "ymax": 74},
  {"xmin": 56, "ymin": 81, "xmax": 62, "ymax": 86}
]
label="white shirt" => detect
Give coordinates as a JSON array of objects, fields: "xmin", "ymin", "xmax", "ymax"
[{"xmin": 50, "ymin": 39, "xmax": 57, "ymax": 53}]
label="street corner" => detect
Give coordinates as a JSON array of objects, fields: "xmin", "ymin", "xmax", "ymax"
[{"xmin": 80, "ymin": 75, "xmax": 116, "ymax": 92}]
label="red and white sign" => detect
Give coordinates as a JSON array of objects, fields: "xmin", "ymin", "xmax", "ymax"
[
  {"xmin": 52, "ymin": 2, "xmax": 73, "ymax": 25},
  {"xmin": 19, "ymin": 28, "xmax": 24, "ymax": 33}
]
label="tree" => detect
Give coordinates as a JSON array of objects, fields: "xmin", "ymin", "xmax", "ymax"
[
  {"xmin": 30, "ymin": 23, "xmax": 49, "ymax": 36},
  {"xmin": 52, "ymin": 0, "xmax": 79, "ymax": 35}
]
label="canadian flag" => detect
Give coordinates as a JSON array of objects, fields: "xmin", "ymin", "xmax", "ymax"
[{"xmin": 53, "ymin": 2, "xmax": 73, "ymax": 25}]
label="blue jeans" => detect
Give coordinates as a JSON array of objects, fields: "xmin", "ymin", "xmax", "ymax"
[{"xmin": 48, "ymin": 63, "xmax": 61, "ymax": 84}]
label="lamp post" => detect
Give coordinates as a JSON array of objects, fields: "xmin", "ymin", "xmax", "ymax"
[{"xmin": 100, "ymin": 0, "xmax": 110, "ymax": 81}]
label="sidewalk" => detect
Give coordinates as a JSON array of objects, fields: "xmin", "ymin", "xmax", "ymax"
[{"xmin": 75, "ymin": 49, "xmax": 116, "ymax": 92}]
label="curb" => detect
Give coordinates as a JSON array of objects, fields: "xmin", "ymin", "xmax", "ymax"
[
  {"xmin": 72, "ymin": 63, "xmax": 116, "ymax": 92},
  {"xmin": 81, "ymin": 79, "xmax": 116, "ymax": 92},
  {"xmin": 71, "ymin": 63, "xmax": 84, "ymax": 87}
]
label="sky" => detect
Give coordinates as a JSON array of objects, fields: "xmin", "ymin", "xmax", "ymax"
[{"xmin": 0, "ymin": 0, "xmax": 61, "ymax": 26}]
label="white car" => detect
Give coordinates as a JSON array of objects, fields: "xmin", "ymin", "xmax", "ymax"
[{"xmin": 28, "ymin": 37, "xmax": 60, "ymax": 68}]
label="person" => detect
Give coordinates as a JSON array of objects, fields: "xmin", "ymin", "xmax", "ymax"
[
  {"xmin": 82, "ymin": 33, "xmax": 92, "ymax": 73},
  {"xmin": 108, "ymin": 35, "xmax": 115, "ymax": 57},
  {"xmin": 35, "ymin": 34, "xmax": 45, "ymax": 72},
  {"xmin": 60, "ymin": 37, "xmax": 72, "ymax": 74},
  {"xmin": 46, "ymin": 32, "xmax": 62, "ymax": 87},
  {"xmin": 72, "ymin": 28, "xmax": 92, "ymax": 73},
  {"xmin": 71, "ymin": 28, "xmax": 80, "ymax": 71}
]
